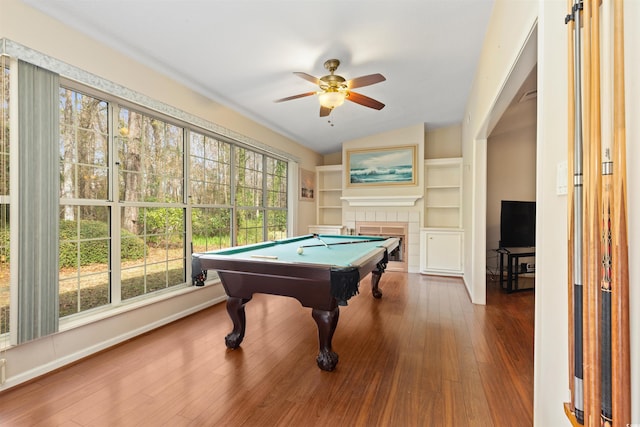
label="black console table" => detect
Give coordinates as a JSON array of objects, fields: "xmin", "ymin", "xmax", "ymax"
[{"xmin": 497, "ymin": 247, "xmax": 535, "ymax": 293}]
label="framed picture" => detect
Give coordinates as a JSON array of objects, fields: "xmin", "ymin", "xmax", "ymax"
[
  {"xmin": 299, "ymin": 168, "xmax": 316, "ymax": 201},
  {"xmin": 346, "ymin": 145, "xmax": 417, "ymax": 186}
]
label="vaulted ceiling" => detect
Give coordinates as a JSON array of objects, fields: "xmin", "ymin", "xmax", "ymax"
[{"xmin": 24, "ymin": 0, "xmax": 495, "ymax": 154}]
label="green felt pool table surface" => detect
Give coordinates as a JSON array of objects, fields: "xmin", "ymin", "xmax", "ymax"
[{"xmin": 198, "ymin": 234, "xmax": 390, "ymax": 266}]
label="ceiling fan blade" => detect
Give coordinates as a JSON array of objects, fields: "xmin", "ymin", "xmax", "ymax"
[
  {"xmin": 347, "ymin": 92, "xmax": 385, "ymax": 110},
  {"xmin": 347, "ymin": 73, "xmax": 386, "ymax": 89},
  {"xmin": 274, "ymin": 92, "xmax": 316, "ymax": 103},
  {"xmin": 294, "ymin": 72, "xmax": 321, "ymax": 86},
  {"xmin": 319, "ymin": 106, "xmax": 332, "ymax": 117}
]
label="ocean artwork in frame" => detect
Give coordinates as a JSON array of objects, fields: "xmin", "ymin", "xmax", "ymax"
[{"xmin": 347, "ymin": 145, "xmax": 417, "ymax": 186}]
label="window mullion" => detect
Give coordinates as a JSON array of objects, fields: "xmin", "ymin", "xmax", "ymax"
[
  {"xmin": 184, "ymin": 129, "xmax": 192, "ymax": 281},
  {"xmin": 110, "ymin": 103, "xmax": 121, "ymax": 305},
  {"xmin": 230, "ymin": 146, "xmax": 236, "ymax": 246},
  {"xmin": 262, "ymin": 155, "xmax": 268, "ymax": 240}
]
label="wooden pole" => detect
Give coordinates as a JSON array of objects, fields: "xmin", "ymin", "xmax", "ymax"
[
  {"xmin": 586, "ymin": 1, "xmax": 605, "ymax": 426},
  {"xmin": 567, "ymin": 1, "xmax": 587, "ymax": 423},
  {"xmin": 592, "ymin": 0, "xmax": 615, "ymax": 425},
  {"xmin": 565, "ymin": 0, "xmax": 577, "ymax": 418},
  {"xmin": 565, "ymin": 1, "xmax": 587, "ymax": 423},
  {"xmin": 611, "ymin": 0, "xmax": 631, "ymax": 424},
  {"xmin": 580, "ymin": 2, "xmax": 603, "ymax": 425}
]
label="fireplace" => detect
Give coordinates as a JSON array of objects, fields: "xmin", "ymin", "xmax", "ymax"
[{"xmin": 355, "ymin": 222, "xmax": 408, "ymax": 272}]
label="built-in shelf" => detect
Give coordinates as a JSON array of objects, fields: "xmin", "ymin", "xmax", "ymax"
[
  {"xmin": 316, "ymin": 165, "xmax": 344, "ymax": 226},
  {"xmin": 424, "ymin": 158, "xmax": 462, "ymax": 229}
]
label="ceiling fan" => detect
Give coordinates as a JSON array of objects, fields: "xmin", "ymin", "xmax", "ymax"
[{"xmin": 275, "ymin": 59, "xmax": 386, "ymax": 117}]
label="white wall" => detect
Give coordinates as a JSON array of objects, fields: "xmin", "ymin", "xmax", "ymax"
[
  {"xmin": 464, "ymin": 0, "xmax": 639, "ymax": 424},
  {"xmin": 533, "ymin": 1, "xmax": 572, "ymax": 423},
  {"xmin": 425, "ymin": 124, "xmax": 462, "ymax": 159}
]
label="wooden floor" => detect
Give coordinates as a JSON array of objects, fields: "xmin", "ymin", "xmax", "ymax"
[{"xmin": 0, "ymin": 273, "xmax": 534, "ymax": 426}]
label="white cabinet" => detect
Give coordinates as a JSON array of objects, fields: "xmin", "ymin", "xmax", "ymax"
[
  {"xmin": 308, "ymin": 225, "xmax": 346, "ymax": 235},
  {"xmin": 420, "ymin": 229, "xmax": 463, "ymax": 275},
  {"xmin": 315, "ymin": 165, "xmax": 343, "ymax": 226},
  {"xmin": 424, "ymin": 158, "xmax": 462, "ymax": 229}
]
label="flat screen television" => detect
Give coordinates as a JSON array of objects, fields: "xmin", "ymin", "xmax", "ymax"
[{"xmin": 499, "ymin": 200, "xmax": 536, "ymax": 248}]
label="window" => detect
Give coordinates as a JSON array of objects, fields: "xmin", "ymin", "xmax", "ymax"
[
  {"xmin": 235, "ymin": 147, "xmax": 264, "ymax": 245},
  {"xmin": 233, "ymin": 146, "xmax": 288, "ymax": 245},
  {"xmin": 190, "ymin": 133, "xmax": 232, "ymax": 252},
  {"xmin": 190, "ymin": 132, "xmax": 288, "ymax": 251},
  {"xmin": 59, "ymin": 88, "xmax": 111, "ymax": 316},
  {"xmin": 56, "ymin": 83, "xmax": 289, "ymax": 320},
  {"xmin": 116, "ymin": 107, "xmax": 186, "ymax": 300},
  {"xmin": 59, "ymin": 92, "xmax": 191, "ymax": 315},
  {"xmin": 266, "ymin": 157, "xmax": 288, "ymax": 240}
]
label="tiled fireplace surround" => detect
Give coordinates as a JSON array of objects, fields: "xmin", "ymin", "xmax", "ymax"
[{"xmin": 343, "ymin": 208, "xmax": 421, "ymax": 273}]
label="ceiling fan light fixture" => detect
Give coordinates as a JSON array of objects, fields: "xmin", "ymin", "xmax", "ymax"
[{"xmin": 318, "ymin": 90, "xmax": 346, "ymax": 109}]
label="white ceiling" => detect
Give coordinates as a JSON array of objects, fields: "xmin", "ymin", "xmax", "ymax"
[{"xmin": 24, "ymin": 0, "xmax": 495, "ymax": 155}]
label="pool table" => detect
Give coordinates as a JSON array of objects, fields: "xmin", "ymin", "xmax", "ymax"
[{"xmin": 192, "ymin": 234, "xmax": 399, "ymax": 371}]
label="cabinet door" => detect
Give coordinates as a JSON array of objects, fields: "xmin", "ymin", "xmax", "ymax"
[{"xmin": 422, "ymin": 231, "xmax": 463, "ymax": 274}]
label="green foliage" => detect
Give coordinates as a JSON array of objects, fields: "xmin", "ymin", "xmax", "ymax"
[
  {"xmin": 191, "ymin": 208, "xmax": 230, "ymax": 237},
  {"xmin": 138, "ymin": 205, "xmax": 184, "ymax": 247},
  {"xmin": 120, "ymin": 234, "xmax": 147, "ymax": 260},
  {"xmin": 59, "ymin": 220, "xmax": 145, "ymax": 268}
]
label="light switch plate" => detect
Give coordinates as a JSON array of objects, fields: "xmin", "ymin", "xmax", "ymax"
[{"xmin": 557, "ymin": 161, "xmax": 568, "ymax": 195}]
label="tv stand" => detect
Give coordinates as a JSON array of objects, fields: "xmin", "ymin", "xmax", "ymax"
[{"xmin": 497, "ymin": 247, "xmax": 535, "ymax": 292}]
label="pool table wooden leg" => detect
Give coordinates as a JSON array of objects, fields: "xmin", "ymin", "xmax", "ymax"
[
  {"xmin": 225, "ymin": 296, "xmax": 251, "ymax": 349},
  {"xmin": 312, "ymin": 307, "xmax": 339, "ymax": 371},
  {"xmin": 370, "ymin": 262, "xmax": 387, "ymax": 299}
]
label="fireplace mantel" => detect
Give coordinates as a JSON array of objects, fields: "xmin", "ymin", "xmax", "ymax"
[{"xmin": 340, "ymin": 195, "xmax": 422, "ymax": 207}]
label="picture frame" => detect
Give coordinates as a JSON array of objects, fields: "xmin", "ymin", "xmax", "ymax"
[
  {"xmin": 299, "ymin": 168, "xmax": 316, "ymax": 201},
  {"xmin": 346, "ymin": 145, "xmax": 417, "ymax": 186}
]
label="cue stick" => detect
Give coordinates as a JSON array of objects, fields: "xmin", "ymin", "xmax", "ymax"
[
  {"xmin": 611, "ymin": 0, "xmax": 631, "ymax": 423},
  {"xmin": 314, "ymin": 234, "xmax": 330, "ymax": 248},
  {"xmin": 580, "ymin": 1, "xmax": 602, "ymax": 422},
  {"xmin": 566, "ymin": 0, "xmax": 586, "ymax": 422},
  {"xmin": 585, "ymin": 0, "xmax": 604, "ymax": 424},
  {"xmin": 565, "ymin": 0, "xmax": 577, "ymax": 418},
  {"xmin": 588, "ymin": 1, "xmax": 613, "ymax": 425}
]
